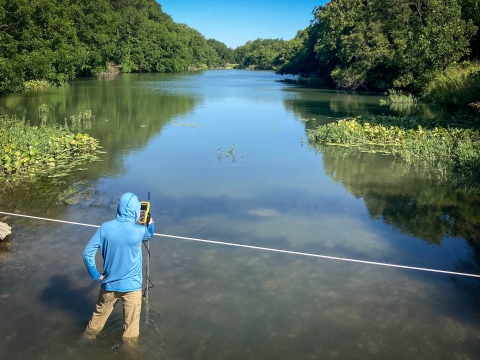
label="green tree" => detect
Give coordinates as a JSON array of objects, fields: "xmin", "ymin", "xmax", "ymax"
[
  {"xmin": 0, "ymin": 0, "xmax": 231, "ymax": 92},
  {"xmin": 278, "ymin": 0, "xmax": 477, "ymax": 91},
  {"xmin": 234, "ymin": 38, "xmax": 286, "ymax": 70},
  {"xmin": 0, "ymin": 0, "xmax": 85, "ymax": 91},
  {"xmin": 207, "ymin": 39, "xmax": 235, "ymax": 65},
  {"xmin": 458, "ymin": 0, "xmax": 480, "ymax": 59}
]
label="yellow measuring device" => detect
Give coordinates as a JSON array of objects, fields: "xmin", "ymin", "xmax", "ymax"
[{"xmin": 138, "ymin": 201, "xmax": 151, "ymax": 225}]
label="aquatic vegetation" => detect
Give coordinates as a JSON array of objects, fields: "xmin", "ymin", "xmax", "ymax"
[
  {"xmin": 379, "ymin": 89, "xmax": 418, "ymax": 105},
  {"xmin": 55, "ymin": 181, "xmax": 121, "ymax": 208},
  {"xmin": 0, "ymin": 113, "xmax": 101, "ymax": 184},
  {"xmin": 218, "ymin": 143, "xmax": 238, "ymax": 162},
  {"xmin": 379, "ymin": 90, "xmax": 422, "ymax": 117},
  {"xmin": 308, "ymin": 115, "xmax": 480, "ymax": 182},
  {"xmin": 55, "ymin": 180, "xmax": 95, "ymax": 205},
  {"xmin": 68, "ymin": 110, "xmax": 95, "ymax": 131},
  {"xmin": 38, "ymin": 103, "xmax": 54, "ymax": 125},
  {"xmin": 225, "ymin": 143, "xmax": 236, "ymax": 159}
]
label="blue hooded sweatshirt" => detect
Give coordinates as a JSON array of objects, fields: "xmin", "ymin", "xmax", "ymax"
[{"xmin": 83, "ymin": 192, "xmax": 155, "ymax": 292}]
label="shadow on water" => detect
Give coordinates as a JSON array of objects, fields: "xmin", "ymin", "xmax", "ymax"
[
  {"xmin": 39, "ymin": 275, "xmax": 97, "ymax": 322},
  {"xmin": 0, "ymin": 238, "xmax": 10, "ymax": 257}
]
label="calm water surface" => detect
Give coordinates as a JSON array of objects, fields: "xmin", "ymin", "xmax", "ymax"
[{"xmin": 0, "ymin": 70, "xmax": 479, "ymax": 359}]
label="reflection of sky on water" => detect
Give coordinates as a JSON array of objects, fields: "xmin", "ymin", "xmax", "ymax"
[{"xmin": 0, "ymin": 70, "xmax": 479, "ymax": 359}]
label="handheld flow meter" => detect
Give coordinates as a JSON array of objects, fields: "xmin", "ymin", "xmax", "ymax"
[{"xmin": 138, "ymin": 201, "xmax": 151, "ymax": 225}]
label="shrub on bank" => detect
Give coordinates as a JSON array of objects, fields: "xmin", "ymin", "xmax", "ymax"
[
  {"xmin": 421, "ymin": 62, "xmax": 480, "ymax": 111},
  {"xmin": 0, "ymin": 115, "xmax": 100, "ymax": 182}
]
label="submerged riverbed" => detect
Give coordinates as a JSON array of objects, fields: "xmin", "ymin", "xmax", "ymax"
[{"xmin": 0, "ymin": 70, "xmax": 479, "ymax": 359}]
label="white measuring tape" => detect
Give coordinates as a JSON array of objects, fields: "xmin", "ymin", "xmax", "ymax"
[{"xmin": 1, "ymin": 210, "xmax": 479, "ymax": 279}]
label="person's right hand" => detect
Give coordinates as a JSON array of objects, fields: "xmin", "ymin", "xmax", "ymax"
[
  {"xmin": 99, "ymin": 275, "xmax": 106, "ymax": 281},
  {"xmin": 149, "ymin": 217, "xmax": 154, "ymax": 224}
]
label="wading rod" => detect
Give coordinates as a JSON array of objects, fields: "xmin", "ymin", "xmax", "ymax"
[{"xmin": 146, "ymin": 191, "xmax": 151, "ymax": 304}]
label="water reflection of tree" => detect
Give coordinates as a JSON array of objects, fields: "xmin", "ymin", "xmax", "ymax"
[
  {"xmin": 318, "ymin": 145, "xmax": 480, "ymax": 245},
  {"xmin": 318, "ymin": 143, "xmax": 480, "ymax": 312},
  {"xmin": 454, "ymin": 240, "xmax": 480, "ymax": 318},
  {"xmin": 0, "ymin": 74, "xmax": 200, "ymax": 178},
  {"xmin": 0, "ymin": 74, "xmax": 201, "ymax": 215},
  {"xmin": 283, "ymin": 88, "xmax": 441, "ymax": 130}
]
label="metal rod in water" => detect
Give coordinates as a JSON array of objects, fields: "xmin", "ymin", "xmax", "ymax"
[
  {"xmin": 146, "ymin": 191, "xmax": 151, "ymax": 304},
  {"xmin": 146, "ymin": 240, "xmax": 150, "ymax": 304}
]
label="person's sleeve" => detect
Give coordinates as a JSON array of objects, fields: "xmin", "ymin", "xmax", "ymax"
[
  {"xmin": 143, "ymin": 222, "xmax": 155, "ymax": 241},
  {"xmin": 82, "ymin": 227, "xmax": 103, "ymax": 281}
]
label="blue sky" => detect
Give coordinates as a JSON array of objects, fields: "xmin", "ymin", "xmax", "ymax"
[{"xmin": 158, "ymin": 0, "xmax": 323, "ymax": 48}]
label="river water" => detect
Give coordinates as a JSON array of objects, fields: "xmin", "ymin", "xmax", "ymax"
[{"xmin": 0, "ymin": 70, "xmax": 479, "ymax": 359}]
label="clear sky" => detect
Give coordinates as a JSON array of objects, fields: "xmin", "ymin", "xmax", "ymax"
[{"xmin": 157, "ymin": 0, "xmax": 324, "ymax": 49}]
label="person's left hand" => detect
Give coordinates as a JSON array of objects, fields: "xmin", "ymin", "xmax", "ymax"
[
  {"xmin": 149, "ymin": 217, "xmax": 154, "ymax": 224},
  {"xmin": 99, "ymin": 275, "xmax": 106, "ymax": 281}
]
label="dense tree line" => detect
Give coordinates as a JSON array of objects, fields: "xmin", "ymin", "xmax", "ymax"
[
  {"xmin": 0, "ymin": 0, "xmax": 234, "ymax": 92},
  {"xmin": 277, "ymin": 0, "xmax": 479, "ymax": 91},
  {"xmin": 232, "ymin": 1, "xmax": 479, "ymax": 92},
  {"xmin": 233, "ymin": 39, "xmax": 286, "ymax": 70}
]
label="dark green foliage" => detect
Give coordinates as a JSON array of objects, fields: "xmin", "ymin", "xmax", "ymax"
[
  {"xmin": 207, "ymin": 39, "xmax": 235, "ymax": 65},
  {"xmin": 459, "ymin": 0, "xmax": 480, "ymax": 59},
  {"xmin": 278, "ymin": 0, "xmax": 478, "ymax": 91},
  {"xmin": 421, "ymin": 62, "xmax": 480, "ymax": 110},
  {"xmin": 275, "ymin": 30, "xmax": 318, "ymax": 77},
  {"xmin": 0, "ymin": 0, "xmax": 85, "ymax": 91},
  {"xmin": 234, "ymin": 38, "xmax": 287, "ymax": 70},
  {"xmin": 0, "ymin": 0, "xmax": 230, "ymax": 92},
  {"xmin": 70, "ymin": 0, "xmax": 120, "ymax": 75}
]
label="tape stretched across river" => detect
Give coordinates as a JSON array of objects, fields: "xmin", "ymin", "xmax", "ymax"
[{"xmin": 1, "ymin": 210, "xmax": 480, "ymax": 279}]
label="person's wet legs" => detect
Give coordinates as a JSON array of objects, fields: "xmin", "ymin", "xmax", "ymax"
[
  {"xmin": 85, "ymin": 288, "xmax": 119, "ymax": 337},
  {"xmin": 121, "ymin": 289, "xmax": 142, "ymax": 339}
]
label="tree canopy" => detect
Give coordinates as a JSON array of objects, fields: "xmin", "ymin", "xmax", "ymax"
[
  {"xmin": 0, "ymin": 0, "xmax": 233, "ymax": 92},
  {"xmin": 277, "ymin": 0, "xmax": 479, "ymax": 91},
  {"xmin": 233, "ymin": 38, "xmax": 286, "ymax": 70}
]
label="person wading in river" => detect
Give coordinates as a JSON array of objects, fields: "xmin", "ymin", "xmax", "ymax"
[{"xmin": 82, "ymin": 192, "xmax": 155, "ymax": 339}]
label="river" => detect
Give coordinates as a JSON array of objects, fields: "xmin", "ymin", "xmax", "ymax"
[{"xmin": 0, "ymin": 70, "xmax": 479, "ymax": 359}]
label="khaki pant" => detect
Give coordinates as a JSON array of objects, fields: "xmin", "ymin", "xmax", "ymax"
[{"xmin": 86, "ymin": 288, "xmax": 142, "ymax": 339}]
